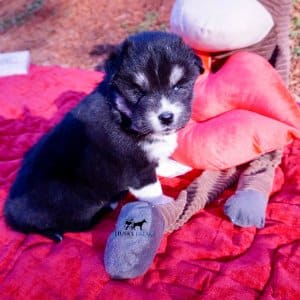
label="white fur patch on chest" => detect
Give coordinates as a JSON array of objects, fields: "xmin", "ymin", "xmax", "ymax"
[{"xmin": 139, "ymin": 132, "xmax": 178, "ymax": 163}]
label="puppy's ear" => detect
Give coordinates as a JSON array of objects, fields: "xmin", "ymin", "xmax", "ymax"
[
  {"xmin": 193, "ymin": 54, "xmax": 205, "ymax": 74},
  {"xmin": 104, "ymin": 39, "xmax": 132, "ymax": 81}
]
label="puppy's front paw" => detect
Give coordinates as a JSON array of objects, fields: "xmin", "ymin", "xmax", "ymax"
[
  {"xmin": 156, "ymin": 158, "xmax": 192, "ymax": 178},
  {"xmin": 224, "ymin": 190, "xmax": 268, "ymax": 228}
]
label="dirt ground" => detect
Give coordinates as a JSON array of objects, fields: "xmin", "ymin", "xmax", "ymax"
[{"xmin": 0, "ymin": 0, "xmax": 299, "ymax": 96}]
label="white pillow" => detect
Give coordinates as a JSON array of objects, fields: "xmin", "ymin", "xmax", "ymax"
[{"xmin": 170, "ymin": 0, "xmax": 274, "ymax": 52}]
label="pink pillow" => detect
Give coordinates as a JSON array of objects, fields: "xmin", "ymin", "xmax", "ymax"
[{"xmin": 173, "ymin": 52, "xmax": 300, "ymax": 170}]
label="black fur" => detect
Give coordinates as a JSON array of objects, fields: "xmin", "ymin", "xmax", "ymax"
[{"xmin": 4, "ymin": 31, "xmax": 202, "ymax": 241}]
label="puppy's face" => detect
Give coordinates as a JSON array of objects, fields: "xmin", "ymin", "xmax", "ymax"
[{"xmin": 105, "ymin": 31, "xmax": 203, "ymax": 135}]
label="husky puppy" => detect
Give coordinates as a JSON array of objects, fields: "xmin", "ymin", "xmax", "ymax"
[{"xmin": 4, "ymin": 31, "xmax": 203, "ymax": 241}]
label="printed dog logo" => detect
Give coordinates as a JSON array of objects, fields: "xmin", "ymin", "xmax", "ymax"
[
  {"xmin": 124, "ymin": 218, "xmax": 134, "ymax": 230},
  {"xmin": 124, "ymin": 218, "xmax": 147, "ymax": 231}
]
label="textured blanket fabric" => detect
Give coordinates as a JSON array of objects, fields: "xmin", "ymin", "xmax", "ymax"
[{"xmin": 0, "ymin": 66, "xmax": 299, "ymax": 299}]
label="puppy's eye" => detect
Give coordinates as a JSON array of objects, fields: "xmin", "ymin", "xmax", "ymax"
[
  {"xmin": 132, "ymin": 88, "xmax": 146, "ymax": 99},
  {"xmin": 173, "ymin": 85, "xmax": 181, "ymax": 91}
]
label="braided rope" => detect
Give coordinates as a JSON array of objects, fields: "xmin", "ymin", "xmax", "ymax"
[
  {"xmin": 161, "ymin": 150, "xmax": 282, "ymax": 233},
  {"xmin": 166, "ymin": 167, "xmax": 242, "ymax": 233},
  {"xmin": 237, "ymin": 149, "xmax": 283, "ymax": 196}
]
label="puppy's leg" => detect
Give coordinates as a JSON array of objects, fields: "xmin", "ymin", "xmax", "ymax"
[
  {"xmin": 109, "ymin": 190, "xmax": 128, "ymax": 210},
  {"xmin": 89, "ymin": 192, "xmax": 128, "ymax": 228},
  {"xmin": 4, "ymin": 181, "xmax": 106, "ymax": 241},
  {"xmin": 4, "ymin": 195, "xmax": 64, "ymax": 242}
]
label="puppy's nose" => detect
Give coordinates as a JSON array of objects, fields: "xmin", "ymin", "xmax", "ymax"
[{"xmin": 158, "ymin": 111, "xmax": 174, "ymax": 125}]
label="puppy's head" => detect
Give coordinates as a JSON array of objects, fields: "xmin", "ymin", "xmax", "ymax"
[{"xmin": 105, "ymin": 31, "xmax": 203, "ymax": 135}]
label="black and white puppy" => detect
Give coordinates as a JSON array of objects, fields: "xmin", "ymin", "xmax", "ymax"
[{"xmin": 4, "ymin": 31, "xmax": 203, "ymax": 242}]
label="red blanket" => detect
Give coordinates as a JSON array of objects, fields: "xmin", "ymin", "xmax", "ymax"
[{"xmin": 0, "ymin": 66, "xmax": 299, "ymax": 299}]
